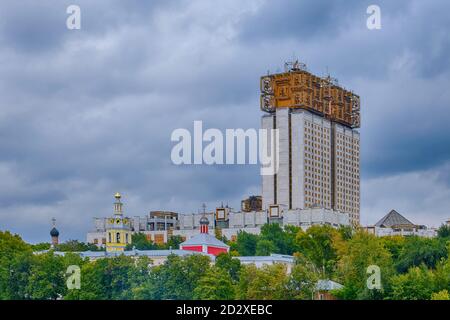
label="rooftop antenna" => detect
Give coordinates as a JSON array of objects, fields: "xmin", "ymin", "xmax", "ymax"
[{"xmin": 292, "ymin": 52, "xmax": 299, "ymax": 68}]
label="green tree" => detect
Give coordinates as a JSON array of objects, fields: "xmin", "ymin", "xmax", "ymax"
[
  {"xmin": 380, "ymin": 236, "xmax": 405, "ymax": 262},
  {"xmin": 31, "ymin": 242, "xmax": 51, "ymax": 251},
  {"xmin": 26, "ymin": 252, "xmax": 67, "ymax": 300},
  {"xmin": 259, "ymin": 223, "xmax": 294, "ymax": 254},
  {"xmin": 289, "ymin": 254, "xmax": 320, "ymax": 300},
  {"xmin": 437, "ymin": 224, "xmax": 450, "ymax": 239},
  {"xmin": 161, "ymin": 235, "xmax": 184, "ymax": 250},
  {"xmin": 215, "ymin": 253, "xmax": 241, "ymax": 283},
  {"xmin": 396, "ymin": 236, "xmax": 448, "ymax": 273},
  {"xmin": 282, "ymin": 225, "xmax": 301, "ymax": 255},
  {"xmin": 334, "ymin": 231, "xmax": 394, "ymax": 300},
  {"xmin": 126, "ymin": 233, "xmax": 157, "ymax": 250},
  {"xmin": 135, "ymin": 254, "xmax": 211, "ymax": 300},
  {"xmin": 431, "ymin": 290, "xmax": 450, "ymax": 300},
  {"xmin": 65, "ymin": 255, "xmax": 149, "ymax": 300},
  {"xmin": 193, "ymin": 267, "xmax": 235, "ymax": 300},
  {"xmin": 390, "ymin": 266, "xmax": 435, "ymax": 300},
  {"xmin": 65, "ymin": 259, "xmax": 107, "ymax": 300},
  {"xmin": 0, "ymin": 231, "xmax": 33, "ymax": 299},
  {"xmin": 295, "ymin": 225, "xmax": 340, "ymax": 277},
  {"xmin": 256, "ymin": 239, "xmax": 276, "ymax": 256},
  {"xmin": 233, "ymin": 231, "xmax": 259, "ymax": 256},
  {"xmin": 338, "ymin": 225, "xmax": 353, "ymax": 241},
  {"xmin": 56, "ymin": 239, "xmax": 102, "ymax": 252},
  {"xmin": 237, "ymin": 264, "xmax": 293, "ymax": 300},
  {"xmin": 433, "ymin": 253, "xmax": 450, "ymax": 293}
]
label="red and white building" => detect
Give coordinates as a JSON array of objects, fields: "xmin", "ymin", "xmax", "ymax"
[{"xmin": 180, "ymin": 215, "xmax": 229, "ymax": 256}]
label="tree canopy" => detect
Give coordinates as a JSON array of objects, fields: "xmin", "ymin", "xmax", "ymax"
[{"xmin": 1, "ymin": 225, "xmax": 449, "ymax": 300}]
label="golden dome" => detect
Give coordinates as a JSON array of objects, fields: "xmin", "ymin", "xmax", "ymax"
[{"xmin": 114, "ymin": 192, "xmax": 121, "ymax": 199}]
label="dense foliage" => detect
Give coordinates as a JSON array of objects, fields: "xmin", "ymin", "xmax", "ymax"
[{"xmin": 1, "ymin": 223, "xmax": 449, "ymax": 300}]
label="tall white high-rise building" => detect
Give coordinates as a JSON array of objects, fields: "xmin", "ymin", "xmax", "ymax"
[
  {"xmin": 260, "ymin": 61, "xmax": 361, "ymax": 226},
  {"xmin": 332, "ymin": 123, "xmax": 360, "ymax": 224},
  {"xmin": 262, "ymin": 108, "xmax": 360, "ymax": 225}
]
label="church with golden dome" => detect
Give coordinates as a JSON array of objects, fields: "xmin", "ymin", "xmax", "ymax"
[{"xmin": 105, "ymin": 192, "xmax": 132, "ymax": 252}]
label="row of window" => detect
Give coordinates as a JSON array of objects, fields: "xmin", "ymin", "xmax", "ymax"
[{"xmin": 305, "ymin": 176, "xmax": 331, "ymax": 184}]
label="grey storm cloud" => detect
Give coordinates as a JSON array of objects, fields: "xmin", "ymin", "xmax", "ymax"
[{"xmin": 0, "ymin": 0, "xmax": 449, "ymax": 242}]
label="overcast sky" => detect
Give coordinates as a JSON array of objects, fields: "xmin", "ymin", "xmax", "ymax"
[{"xmin": 1, "ymin": 0, "xmax": 449, "ymax": 243}]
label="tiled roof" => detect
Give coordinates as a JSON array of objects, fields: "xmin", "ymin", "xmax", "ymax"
[
  {"xmin": 180, "ymin": 233, "xmax": 229, "ymax": 248},
  {"xmin": 375, "ymin": 210, "xmax": 415, "ymax": 228},
  {"xmin": 236, "ymin": 254, "xmax": 294, "ymax": 264},
  {"xmin": 316, "ymin": 279, "xmax": 343, "ymax": 291}
]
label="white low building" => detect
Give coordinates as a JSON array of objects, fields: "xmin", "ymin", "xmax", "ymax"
[
  {"xmin": 365, "ymin": 210, "xmax": 437, "ymax": 238},
  {"xmin": 175, "ymin": 206, "xmax": 349, "ymax": 241},
  {"xmin": 88, "ymin": 205, "xmax": 350, "ymax": 246},
  {"xmin": 235, "ymin": 254, "xmax": 295, "ymax": 273}
]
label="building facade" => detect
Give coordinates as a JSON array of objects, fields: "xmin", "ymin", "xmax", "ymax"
[
  {"xmin": 237, "ymin": 254, "xmax": 295, "ymax": 274},
  {"xmin": 260, "ymin": 62, "xmax": 361, "ymax": 226},
  {"xmin": 179, "ymin": 215, "xmax": 229, "ymax": 256},
  {"xmin": 173, "ymin": 206, "xmax": 349, "ymax": 242},
  {"xmin": 105, "ymin": 193, "xmax": 132, "ymax": 252},
  {"xmin": 365, "ymin": 209, "xmax": 437, "ymax": 238},
  {"xmin": 88, "ymin": 204, "xmax": 350, "ymax": 247},
  {"xmin": 88, "ymin": 210, "xmax": 178, "ymax": 247}
]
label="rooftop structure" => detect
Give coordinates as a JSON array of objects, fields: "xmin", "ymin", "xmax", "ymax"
[
  {"xmin": 236, "ymin": 254, "xmax": 295, "ymax": 273},
  {"xmin": 49, "ymin": 218, "xmax": 59, "ymax": 247},
  {"xmin": 315, "ymin": 279, "xmax": 344, "ymax": 300},
  {"xmin": 260, "ymin": 60, "xmax": 360, "ymax": 128},
  {"xmin": 316, "ymin": 279, "xmax": 344, "ymax": 291},
  {"xmin": 180, "ymin": 214, "xmax": 229, "ymax": 256},
  {"xmin": 375, "ymin": 209, "xmax": 415, "ymax": 228},
  {"xmin": 366, "ymin": 209, "xmax": 436, "ymax": 238},
  {"xmin": 241, "ymin": 196, "xmax": 262, "ymax": 212},
  {"xmin": 105, "ymin": 193, "xmax": 132, "ymax": 252}
]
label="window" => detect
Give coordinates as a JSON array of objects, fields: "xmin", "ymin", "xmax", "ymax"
[
  {"xmin": 126, "ymin": 233, "xmax": 129, "ymax": 244},
  {"xmin": 116, "ymin": 232, "xmax": 121, "ymax": 243},
  {"xmin": 108, "ymin": 232, "xmax": 111, "ymax": 243}
]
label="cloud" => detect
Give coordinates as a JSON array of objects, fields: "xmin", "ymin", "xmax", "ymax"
[
  {"xmin": 362, "ymin": 161, "xmax": 450, "ymax": 228},
  {"xmin": 0, "ymin": 0, "xmax": 449, "ymax": 242}
]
